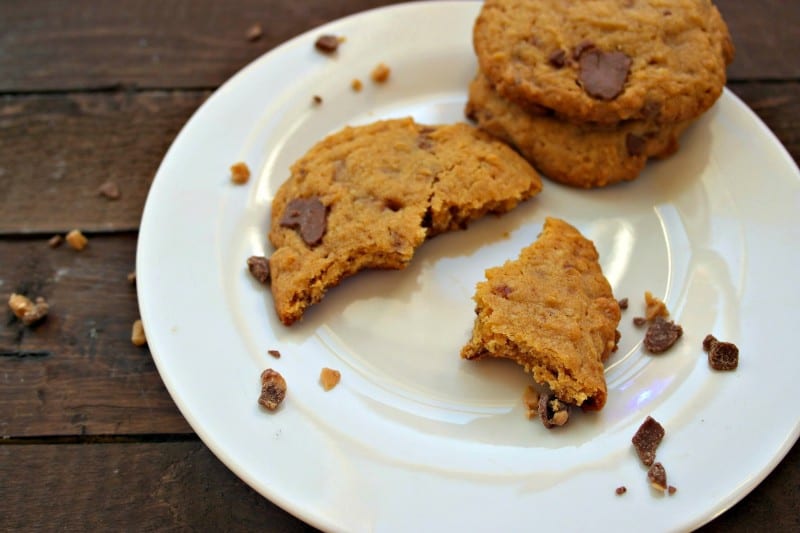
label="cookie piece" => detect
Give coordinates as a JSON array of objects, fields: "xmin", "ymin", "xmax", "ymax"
[
  {"xmin": 461, "ymin": 218, "xmax": 620, "ymax": 409},
  {"xmin": 473, "ymin": 0, "xmax": 734, "ymax": 124},
  {"xmin": 466, "ymin": 74, "xmax": 689, "ymax": 187},
  {"xmin": 269, "ymin": 118, "xmax": 543, "ymax": 325}
]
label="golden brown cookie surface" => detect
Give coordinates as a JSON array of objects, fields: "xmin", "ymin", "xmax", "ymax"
[
  {"xmin": 473, "ymin": 0, "xmax": 734, "ymax": 125},
  {"xmin": 269, "ymin": 118, "xmax": 543, "ymax": 325},
  {"xmin": 466, "ymin": 74, "xmax": 689, "ymax": 188},
  {"xmin": 461, "ymin": 217, "xmax": 620, "ymax": 410}
]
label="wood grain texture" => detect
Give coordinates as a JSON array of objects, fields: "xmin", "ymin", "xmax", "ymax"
[
  {"xmin": 0, "ymin": 442, "xmax": 316, "ymax": 532},
  {"xmin": 0, "ymin": 235, "xmax": 190, "ymax": 437},
  {"xmin": 0, "ymin": 91, "xmax": 207, "ymax": 234},
  {"xmin": 0, "ymin": 439, "xmax": 796, "ymax": 531},
  {"xmin": 0, "ymin": 0, "xmax": 797, "ymax": 92}
]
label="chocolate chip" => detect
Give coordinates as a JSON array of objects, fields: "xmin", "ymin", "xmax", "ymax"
[
  {"xmin": 702, "ymin": 334, "xmax": 717, "ymax": 352},
  {"xmin": 709, "ymin": 341, "xmax": 739, "ymax": 371},
  {"xmin": 312, "ymin": 95, "xmax": 323, "ymax": 105},
  {"xmin": 547, "ymin": 49, "xmax": 567, "ymax": 68},
  {"xmin": 632, "ymin": 416, "xmax": 665, "ymax": 467},
  {"xmin": 572, "ymin": 39, "xmax": 596, "ymax": 60},
  {"xmin": 268, "ymin": 349, "xmax": 281, "ymax": 359},
  {"xmin": 668, "ymin": 485, "xmax": 677, "ymax": 494},
  {"xmin": 633, "ymin": 316, "xmax": 647, "ymax": 327},
  {"xmin": 417, "ymin": 133, "xmax": 434, "ymax": 151},
  {"xmin": 642, "ymin": 101, "xmax": 661, "ymax": 120},
  {"xmin": 538, "ymin": 393, "xmax": 570, "ymax": 429},
  {"xmin": 647, "ymin": 462, "xmax": 668, "ymax": 491},
  {"xmin": 578, "ymin": 49, "xmax": 632, "ymax": 101},
  {"xmin": 492, "ymin": 284, "xmax": 513, "ymax": 298},
  {"xmin": 279, "ymin": 197, "xmax": 327, "ymax": 246},
  {"xmin": 247, "ymin": 256, "xmax": 270, "ymax": 284},
  {"xmin": 618, "ymin": 297, "xmax": 629, "ymax": 310},
  {"xmin": 643, "ymin": 317, "xmax": 683, "ymax": 353},
  {"xmin": 615, "ymin": 486, "xmax": 627, "ymax": 495},
  {"xmin": 626, "ymin": 133, "xmax": 646, "ymax": 157},
  {"xmin": 314, "ymin": 34, "xmax": 340, "ymax": 54}
]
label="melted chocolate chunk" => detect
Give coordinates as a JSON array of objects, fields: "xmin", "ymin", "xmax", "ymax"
[
  {"xmin": 626, "ymin": 133, "xmax": 646, "ymax": 156},
  {"xmin": 632, "ymin": 416, "xmax": 665, "ymax": 467},
  {"xmin": 547, "ymin": 49, "xmax": 567, "ymax": 68},
  {"xmin": 314, "ymin": 34, "xmax": 340, "ymax": 54},
  {"xmin": 572, "ymin": 39, "xmax": 596, "ymax": 60},
  {"xmin": 246, "ymin": 256, "xmax": 270, "ymax": 284},
  {"xmin": 578, "ymin": 49, "xmax": 632, "ymax": 101},
  {"xmin": 643, "ymin": 317, "xmax": 683, "ymax": 353},
  {"xmin": 280, "ymin": 197, "xmax": 327, "ymax": 246}
]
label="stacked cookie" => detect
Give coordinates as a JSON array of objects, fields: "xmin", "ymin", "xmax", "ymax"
[{"xmin": 467, "ymin": 0, "xmax": 735, "ymax": 188}]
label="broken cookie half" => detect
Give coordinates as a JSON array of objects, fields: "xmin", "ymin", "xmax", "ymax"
[
  {"xmin": 461, "ymin": 217, "xmax": 620, "ymax": 410},
  {"xmin": 268, "ymin": 117, "xmax": 543, "ymax": 325}
]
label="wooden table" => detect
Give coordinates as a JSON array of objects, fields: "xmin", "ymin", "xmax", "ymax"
[{"xmin": 1, "ymin": 1, "xmax": 797, "ymax": 530}]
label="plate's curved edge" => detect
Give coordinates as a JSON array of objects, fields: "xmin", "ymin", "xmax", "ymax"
[{"xmin": 135, "ymin": 3, "xmax": 800, "ymax": 531}]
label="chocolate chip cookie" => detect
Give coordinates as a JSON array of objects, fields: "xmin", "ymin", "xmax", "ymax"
[
  {"xmin": 269, "ymin": 118, "xmax": 543, "ymax": 325},
  {"xmin": 466, "ymin": 74, "xmax": 689, "ymax": 187},
  {"xmin": 473, "ymin": 0, "xmax": 734, "ymax": 124},
  {"xmin": 461, "ymin": 217, "xmax": 620, "ymax": 410}
]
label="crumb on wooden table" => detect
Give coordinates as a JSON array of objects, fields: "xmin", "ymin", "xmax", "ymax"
[
  {"xmin": 131, "ymin": 319, "xmax": 147, "ymax": 346},
  {"xmin": 48, "ymin": 235, "xmax": 63, "ymax": 248},
  {"xmin": 8, "ymin": 293, "xmax": 49, "ymax": 326},
  {"xmin": 65, "ymin": 229, "xmax": 88, "ymax": 251},
  {"xmin": 97, "ymin": 180, "xmax": 121, "ymax": 200},
  {"xmin": 245, "ymin": 23, "xmax": 262, "ymax": 41}
]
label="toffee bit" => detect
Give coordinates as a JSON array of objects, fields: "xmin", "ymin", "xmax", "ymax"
[
  {"xmin": 48, "ymin": 235, "xmax": 63, "ymax": 248},
  {"xmin": 632, "ymin": 416, "xmax": 665, "ymax": 467},
  {"xmin": 8, "ymin": 293, "xmax": 49, "ymax": 326},
  {"xmin": 65, "ymin": 229, "xmax": 88, "ymax": 251},
  {"xmin": 647, "ymin": 462, "xmax": 668, "ymax": 492},
  {"xmin": 230, "ymin": 161, "xmax": 251, "ymax": 185},
  {"xmin": 246, "ymin": 256, "xmax": 271, "ymax": 284},
  {"xmin": 131, "ymin": 319, "xmax": 147, "ymax": 346},
  {"xmin": 245, "ymin": 23, "xmax": 263, "ymax": 42},
  {"xmin": 97, "ymin": 180, "xmax": 121, "ymax": 200},
  {"xmin": 370, "ymin": 62, "xmax": 391, "ymax": 83},
  {"xmin": 259, "ymin": 369, "xmax": 287, "ymax": 410},
  {"xmin": 319, "ymin": 367, "xmax": 341, "ymax": 391},
  {"xmin": 314, "ymin": 34, "xmax": 340, "ymax": 54}
]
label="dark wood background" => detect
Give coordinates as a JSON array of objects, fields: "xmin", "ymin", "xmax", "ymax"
[{"xmin": 1, "ymin": 1, "xmax": 797, "ymax": 530}]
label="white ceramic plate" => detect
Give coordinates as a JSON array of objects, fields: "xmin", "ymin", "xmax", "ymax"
[{"xmin": 137, "ymin": 2, "xmax": 800, "ymax": 531}]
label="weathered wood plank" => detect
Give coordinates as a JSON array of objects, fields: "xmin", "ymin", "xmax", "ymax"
[
  {"xmin": 0, "ymin": 82, "xmax": 797, "ymax": 234},
  {"xmin": 0, "ymin": 441, "xmax": 316, "ymax": 532},
  {"xmin": 0, "ymin": 439, "xmax": 796, "ymax": 531},
  {"xmin": 0, "ymin": 0, "xmax": 415, "ymax": 92},
  {"xmin": 0, "ymin": 91, "xmax": 207, "ymax": 234},
  {"xmin": 0, "ymin": 235, "xmax": 190, "ymax": 437},
  {"xmin": 0, "ymin": 0, "xmax": 796, "ymax": 92}
]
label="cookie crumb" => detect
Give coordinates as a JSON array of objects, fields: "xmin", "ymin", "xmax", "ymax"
[
  {"xmin": 644, "ymin": 291, "xmax": 669, "ymax": 321},
  {"xmin": 647, "ymin": 462, "xmax": 668, "ymax": 492},
  {"xmin": 312, "ymin": 94, "xmax": 323, "ymax": 105},
  {"xmin": 267, "ymin": 349, "xmax": 281, "ymax": 359},
  {"xmin": 703, "ymin": 334, "xmax": 739, "ymax": 370},
  {"xmin": 8, "ymin": 293, "xmax": 49, "ymax": 326},
  {"xmin": 259, "ymin": 369, "xmax": 287, "ymax": 410},
  {"xmin": 615, "ymin": 486, "xmax": 627, "ymax": 495},
  {"xmin": 314, "ymin": 34, "xmax": 340, "ymax": 54},
  {"xmin": 230, "ymin": 161, "xmax": 251, "ymax": 185},
  {"xmin": 48, "ymin": 235, "xmax": 63, "ymax": 248},
  {"xmin": 617, "ymin": 297, "xmax": 628, "ymax": 310},
  {"xmin": 246, "ymin": 256, "xmax": 271, "ymax": 284},
  {"xmin": 131, "ymin": 319, "xmax": 147, "ymax": 346},
  {"xmin": 370, "ymin": 62, "xmax": 391, "ymax": 83},
  {"xmin": 522, "ymin": 386, "xmax": 540, "ymax": 419},
  {"xmin": 65, "ymin": 229, "xmax": 88, "ymax": 251},
  {"xmin": 97, "ymin": 180, "xmax": 121, "ymax": 200},
  {"xmin": 319, "ymin": 367, "xmax": 341, "ymax": 391},
  {"xmin": 245, "ymin": 23, "xmax": 262, "ymax": 42},
  {"xmin": 538, "ymin": 393, "xmax": 570, "ymax": 429},
  {"xmin": 632, "ymin": 416, "xmax": 665, "ymax": 467},
  {"xmin": 351, "ymin": 78, "xmax": 363, "ymax": 92}
]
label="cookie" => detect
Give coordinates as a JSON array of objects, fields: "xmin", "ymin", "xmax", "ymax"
[
  {"xmin": 269, "ymin": 118, "xmax": 543, "ymax": 325},
  {"xmin": 466, "ymin": 74, "xmax": 689, "ymax": 187},
  {"xmin": 461, "ymin": 217, "xmax": 620, "ymax": 410},
  {"xmin": 473, "ymin": 0, "xmax": 734, "ymax": 124}
]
